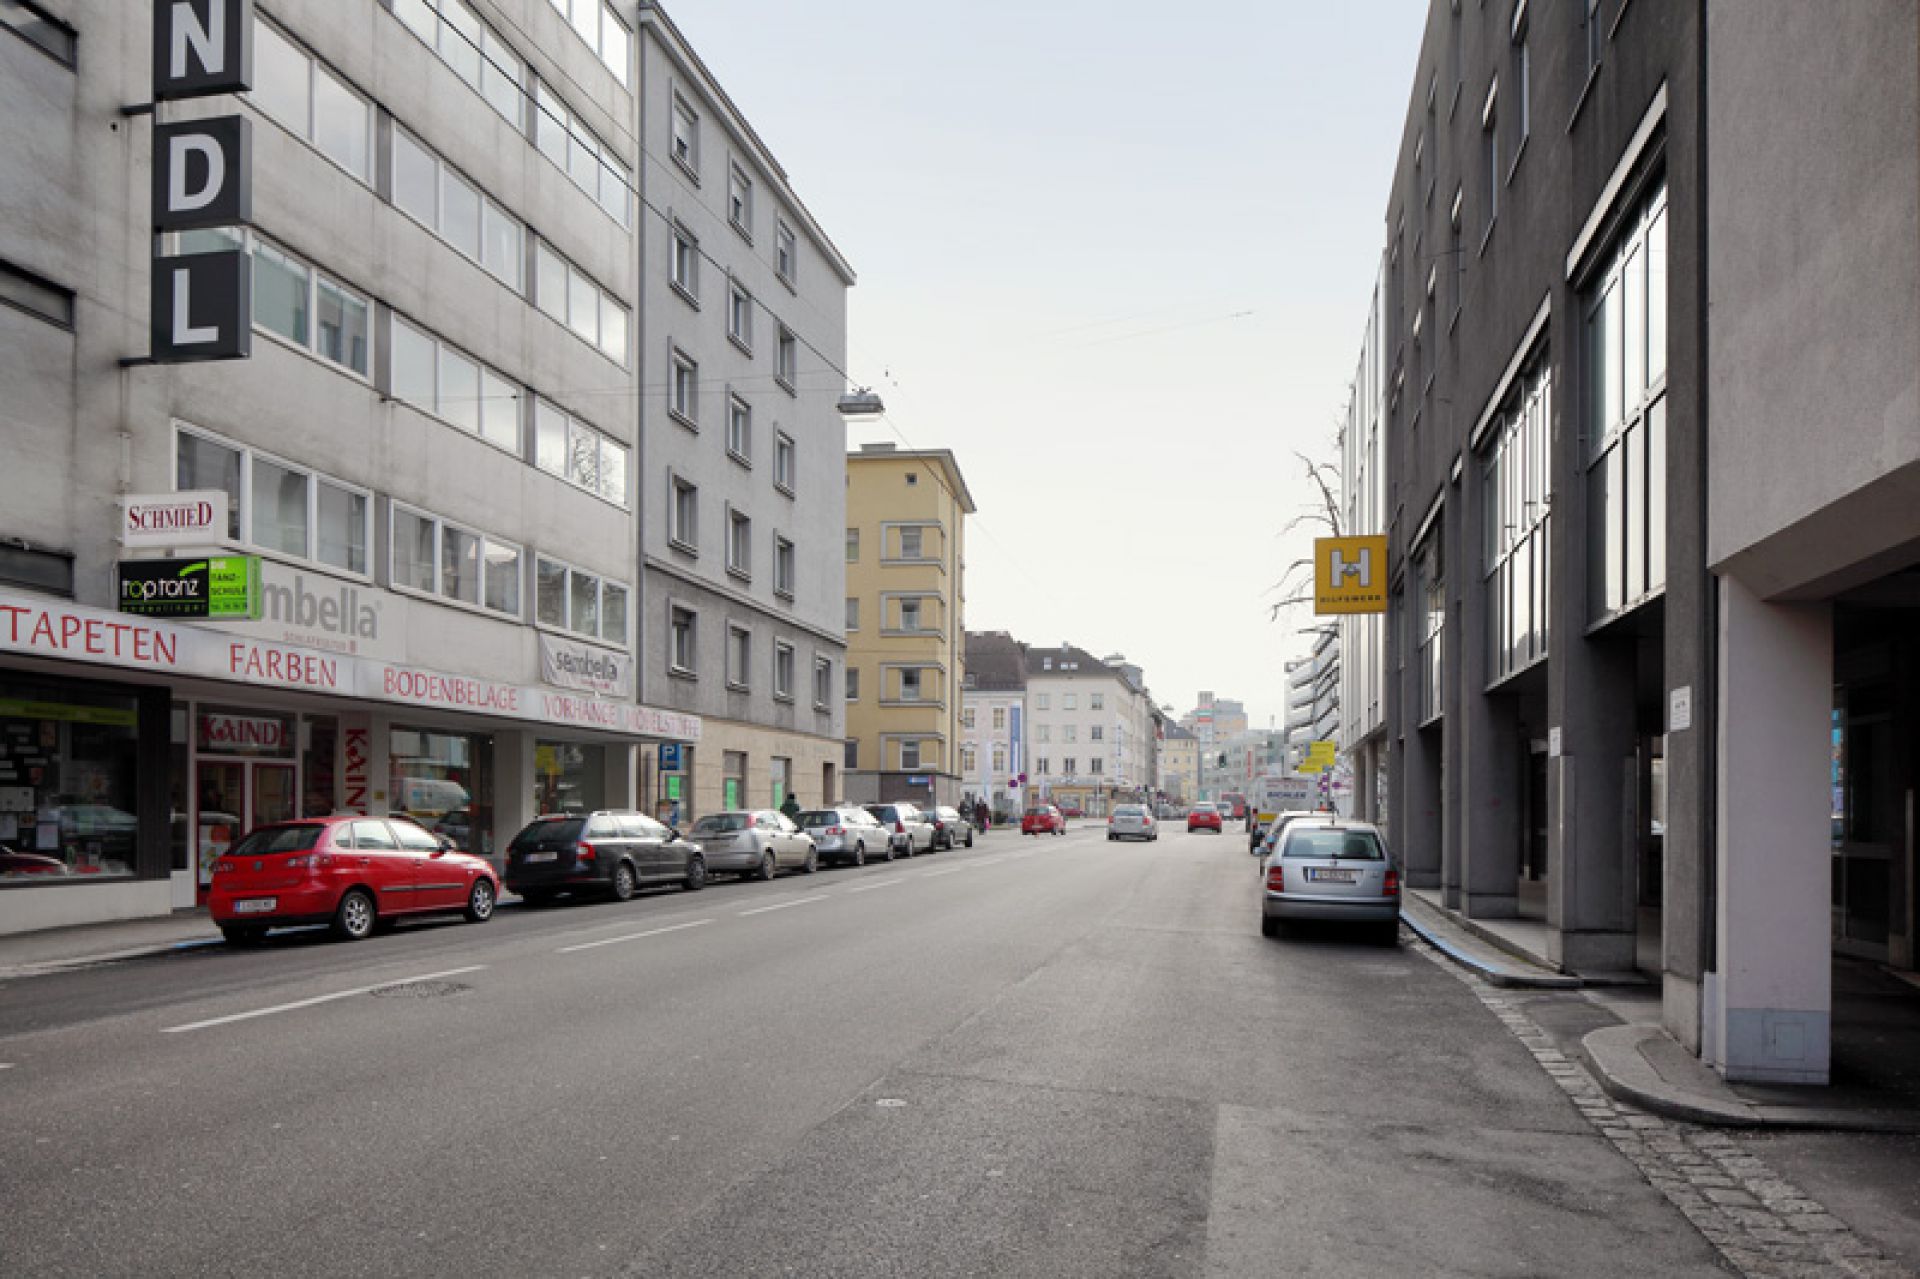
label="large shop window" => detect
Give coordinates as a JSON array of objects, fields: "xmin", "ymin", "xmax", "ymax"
[
  {"xmin": 0, "ymin": 682, "xmax": 141, "ymax": 881},
  {"xmin": 536, "ymin": 740, "xmax": 605, "ymax": 815},
  {"xmin": 175, "ymin": 426, "xmax": 372, "ymax": 576},
  {"xmin": 1584, "ymin": 184, "xmax": 1668, "ymax": 624},
  {"xmin": 390, "ymin": 726, "xmax": 493, "ymax": 854},
  {"xmin": 391, "ymin": 504, "xmax": 522, "ymax": 618},
  {"xmin": 535, "ymin": 555, "xmax": 629, "ymax": 648},
  {"xmin": 1483, "ymin": 356, "xmax": 1552, "ymax": 683},
  {"xmin": 174, "ymin": 229, "xmax": 371, "ymax": 378}
]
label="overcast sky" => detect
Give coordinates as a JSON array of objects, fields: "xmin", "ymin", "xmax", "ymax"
[{"xmin": 669, "ymin": 1, "xmax": 1425, "ymax": 729}]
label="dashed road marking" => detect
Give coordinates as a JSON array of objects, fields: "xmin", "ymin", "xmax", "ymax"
[
  {"xmin": 161, "ymin": 965, "xmax": 489, "ymax": 1034},
  {"xmin": 557, "ymin": 918, "xmax": 713, "ymax": 954},
  {"xmin": 846, "ymin": 879, "xmax": 904, "ymax": 894},
  {"xmin": 738, "ymin": 895, "xmax": 830, "ymax": 917}
]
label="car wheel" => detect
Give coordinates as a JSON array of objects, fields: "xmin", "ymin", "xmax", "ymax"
[
  {"xmin": 332, "ymin": 888, "xmax": 376, "ymax": 941},
  {"xmin": 852, "ymin": 843, "xmax": 867, "ymax": 867},
  {"xmin": 683, "ymin": 854, "xmax": 707, "ymax": 892},
  {"xmin": 1261, "ymin": 914, "xmax": 1282, "ymax": 939},
  {"xmin": 464, "ymin": 878, "xmax": 496, "ymax": 923},
  {"xmin": 881, "ymin": 842, "xmax": 895, "ymax": 862},
  {"xmin": 756, "ymin": 850, "xmax": 778, "ymax": 881},
  {"xmin": 610, "ymin": 861, "xmax": 637, "ymax": 902},
  {"xmin": 220, "ymin": 924, "xmax": 266, "ymax": 946},
  {"xmin": 966, "ymin": 831, "xmax": 975, "ymax": 848},
  {"xmin": 803, "ymin": 848, "xmax": 819, "ymax": 875}
]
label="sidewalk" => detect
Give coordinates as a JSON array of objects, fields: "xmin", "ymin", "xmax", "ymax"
[{"xmin": 1403, "ymin": 889, "xmax": 1920, "ymax": 1135}]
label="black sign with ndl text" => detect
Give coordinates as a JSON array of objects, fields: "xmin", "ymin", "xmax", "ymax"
[
  {"xmin": 153, "ymin": 0, "xmax": 254, "ymax": 101},
  {"xmin": 151, "ymin": 250, "xmax": 251, "ymax": 363},
  {"xmin": 153, "ymin": 115, "xmax": 251, "ymax": 232}
]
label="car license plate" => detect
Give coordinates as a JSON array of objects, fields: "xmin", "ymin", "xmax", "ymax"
[
  {"xmin": 525, "ymin": 851, "xmax": 557, "ymax": 863},
  {"xmin": 1307, "ymin": 868, "xmax": 1358, "ymax": 884},
  {"xmin": 234, "ymin": 897, "xmax": 276, "ymax": 913}
]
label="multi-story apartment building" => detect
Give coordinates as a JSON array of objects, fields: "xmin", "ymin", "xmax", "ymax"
[
  {"xmin": 1025, "ymin": 645, "xmax": 1156, "ymax": 817},
  {"xmin": 636, "ymin": 12, "xmax": 853, "ymax": 820},
  {"xmin": 960, "ymin": 629, "xmax": 1026, "ymax": 818},
  {"xmin": 1338, "ymin": 262, "xmax": 1389, "ymax": 828},
  {"xmin": 1283, "ymin": 628, "xmax": 1339, "ymax": 769},
  {"xmin": 1178, "ymin": 692, "xmax": 1246, "ymax": 747},
  {"xmin": 1156, "ymin": 723, "xmax": 1199, "ymax": 805},
  {"xmin": 0, "ymin": 1, "xmax": 848, "ymax": 934},
  {"xmin": 1344, "ymin": 0, "xmax": 1920, "ymax": 1085},
  {"xmin": 843, "ymin": 443, "xmax": 973, "ymax": 806}
]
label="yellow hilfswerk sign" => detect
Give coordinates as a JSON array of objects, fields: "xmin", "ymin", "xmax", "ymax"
[{"xmin": 1314, "ymin": 536, "xmax": 1388, "ymax": 614}]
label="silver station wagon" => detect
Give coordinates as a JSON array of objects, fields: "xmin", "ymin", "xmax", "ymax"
[{"xmin": 1260, "ymin": 819, "xmax": 1400, "ymax": 944}]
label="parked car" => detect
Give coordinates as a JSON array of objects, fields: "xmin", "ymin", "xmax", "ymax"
[
  {"xmin": 1058, "ymin": 804, "xmax": 1084, "ymax": 819},
  {"xmin": 209, "ymin": 815, "xmax": 501, "ymax": 944},
  {"xmin": 1108, "ymin": 803, "xmax": 1158, "ymax": 842},
  {"xmin": 796, "ymin": 807, "xmax": 890, "ymax": 866},
  {"xmin": 1260, "ymin": 819, "xmax": 1400, "ymax": 944},
  {"xmin": 1021, "ymin": 805, "xmax": 1065, "ymax": 836},
  {"xmin": 1255, "ymin": 810, "xmax": 1324, "ymax": 860},
  {"xmin": 506, "ymin": 810, "xmax": 707, "ymax": 904},
  {"xmin": 433, "ymin": 808, "xmax": 473, "ymax": 851},
  {"xmin": 930, "ymin": 805, "xmax": 975, "ymax": 850},
  {"xmin": 865, "ymin": 803, "xmax": 936, "ymax": 856},
  {"xmin": 688, "ymin": 810, "xmax": 819, "ymax": 879},
  {"xmin": 1187, "ymin": 803, "xmax": 1223, "ymax": 833}
]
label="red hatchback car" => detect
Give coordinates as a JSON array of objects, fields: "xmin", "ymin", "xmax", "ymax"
[
  {"xmin": 1187, "ymin": 804, "xmax": 1224, "ymax": 833},
  {"xmin": 1021, "ymin": 805, "xmax": 1066, "ymax": 836},
  {"xmin": 209, "ymin": 815, "xmax": 501, "ymax": 945}
]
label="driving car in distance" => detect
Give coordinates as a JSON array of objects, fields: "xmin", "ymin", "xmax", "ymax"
[
  {"xmin": 1108, "ymin": 803, "xmax": 1157, "ymax": 841},
  {"xmin": 1187, "ymin": 802, "xmax": 1223, "ymax": 833},
  {"xmin": 506, "ymin": 810, "xmax": 707, "ymax": 904},
  {"xmin": 1260, "ymin": 819, "xmax": 1400, "ymax": 945},
  {"xmin": 688, "ymin": 810, "xmax": 819, "ymax": 879},
  {"xmin": 796, "ymin": 806, "xmax": 889, "ymax": 866},
  {"xmin": 865, "ymin": 802, "xmax": 936, "ymax": 856},
  {"xmin": 930, "ymin": 805, "xmax": 975, "ymax": 849},
  {"xmin": 1021, "ymin": 805, "xmax": 1065, "ymax": 836},
  {"xmin": 210, "ymin": 815, "xmax": 501, "ymax": 944}
]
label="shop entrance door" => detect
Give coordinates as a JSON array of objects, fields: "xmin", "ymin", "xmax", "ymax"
[{"xmin": 195, "ymin": 759, "xmax": 298, "ymax": 898}]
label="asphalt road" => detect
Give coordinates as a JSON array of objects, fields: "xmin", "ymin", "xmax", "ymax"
[{"xmin": 0, "ymin": 821, "xmax": 1732, "ymax": 1277}]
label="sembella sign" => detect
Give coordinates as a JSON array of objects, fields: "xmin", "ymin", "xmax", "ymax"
[{"xmin": 117, "ymin": 556, "xmax": 260, "ymax": 619}]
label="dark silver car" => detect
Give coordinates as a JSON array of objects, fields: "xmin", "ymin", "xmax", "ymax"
[
  {"xmin": 687, "ymin": 810, "xmax": 819, "ymax": 879},
  {"xmin": 1260, "ymin": 819, "xmax": 1400, "ymax": 944},
  {"xmin": 505, "ymin": 810, "xmax": 707, "ymax": 904},
  {"xmin": 930, "ymin": 805, "xmax": 975, "ymax": 850},
  {"xmin": 796, "ymin": 807, "xmax": 890, "ymax": 866}
]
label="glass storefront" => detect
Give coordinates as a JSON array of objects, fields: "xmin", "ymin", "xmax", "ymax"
[
  {"xmin": 194, "ymin": 705, "xmax": 298, "ymax": 887},
  {"xmin": 391, "ymin": 725, "xmax": 493, "ymax": 854},
  {"xmin": 536, "ymin": 739, "xmax": 604, "ymax": 816},
  {"xmin": 0, "ymin": 680, "xmax": 143, "ymax": 880}
]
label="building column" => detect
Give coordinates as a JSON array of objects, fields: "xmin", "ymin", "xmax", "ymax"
[
  {"xmin": 605, "ymin": 742, "xmax": 636, "ymax": 810},
  {"xmin": 1351, "ymin": 746, "xmax": 1373, "ymax": 823},
  {"xmin": 1402, "ymin": 724, "xmax": 1443, "ymax": 889},
  {"xmin": 1709, "ymin": 578, "xmax": 1832, "ymax": 1084},
  {"xmin": 1545, "ymin": 632, "xmax": 1639, "ymax": 972},
  {"xmin": 491, "ymin": 730, "xmax": 539, "ymax": 873},
  {"xmin": 1461, "ymin": 692, "xmax": 1523, "ymax": 918}
]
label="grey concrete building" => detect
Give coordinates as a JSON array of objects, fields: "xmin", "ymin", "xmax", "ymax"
[{"xmin": 1345, "ymin": 0, "xmax": 1920, "ymax": 1086}]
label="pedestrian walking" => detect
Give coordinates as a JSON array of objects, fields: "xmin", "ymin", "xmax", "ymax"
[{"xmin": 974, "ymin": 799, "xmax": 990, "ymax": 833}]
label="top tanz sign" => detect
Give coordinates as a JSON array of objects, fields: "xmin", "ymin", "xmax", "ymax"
[{"xmin": 123, "ymin": 491, "xmax": 229, "ymax": 548}]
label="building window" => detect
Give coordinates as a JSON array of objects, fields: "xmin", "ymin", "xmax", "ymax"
[
  {"xmin": 1415, "ymin": 535, "xmax": 1444, "ymax": 726},
  {"xmin": 726, "ymin": 625, "xmax": 750, "ymax": 689},
  {"xmin": 534, "ymin": 241, "xmax": 627, "ymax": 364},
  {"xmin": 391, "ymin": 317, "xmax": 520, "ymax": 452},
  {"xmin": 391, "ymin": 127, "xmax": 523, "ymax": 291},
  {"xmin": 846, "ymin": 667, "xmax": 860, "ymax": 701},
  {"xmin": 814, "ymin": 657, "xmax": 832, "ymax": 708},
  {"xmin": 728, "ymin": 162, "xmax": 753, "ymax": 238},
  {"xmin": 991, "ymin": 744, "xmax": 1006, "ymax": 772},
  {"xmin": 774, "ymin": 536, "xmax": 796, "ymax": 599},
  {"xmin": 900, "ymin": 740, "xmax": 922, "ymax": 770},
  {"xmin": 727, "ymin": 395, "xmax": 752, "ymax": 463},
  {"xmin": 844, "ymin": 738, "xmax": 859, "ymax": 769},
  {"xmin": 1036, "ymin": 757, "xmax": 1050, "ymax": 775},
  {"xmin": 1091, "ymin": 726, "xmax": 1104, "ymax": 742},
  {"xmin": 773, "ymin": 642, "xmax": 796, "ymax": 701},
  {"xmin": 1512, "ymin": 12, "xmax": 1531, "ymax": 157},
  {"xmin": 535, "ymin": 554, "xmax": 628, "ymax": 645},
  {"xmin": 1036, "ymin": 725, "xmax": 1050, "ymax": 744},
  {"xmin": 775, "ymin": 220, "xmax": 797, "ymax": 284},
  {"xmin": 669, "ymin": 476, "xmax": 698, "ymax": 551},
  {"xmin": 1586, "ymin": 0, "xmax": 1605, "ymax": 78},
  {"xmin": 1448, "ymin": 189, "xmax": 1463, "ymax": 327},
  {"xmin": 250, "ymin": 17, "xmax": 372, "ymax": 182},
  {"xmin": 533, "ymin": 397, "xmax": 628, "ymax": 506},
  {"xmin": 845, "ymin": 528, "xmax": 859, "ymax": 562},
  {"xmin": 529, "ymin": 76, "xmax": 631, "ymax": 225},
  {"xmin": 727, "ymin": 509, "xmax": 752, "ymax": 579},
  {"xmin": 899, "ymin": 668, "xmax": 922, "ymax": 702},
  {"xmin": 1064, "ymin": 725, "xmax": 1078, "ymax": 743},
  {"xmin": 1484, "ymin": 354, "xmax": 1552, "ymax": 682},
  {"xmin": 546, "ymin": 0, "xmax": 631, "ymax": 87},
  {"xmin": 1585, "ymin": 184, "xmax": 1669, "ymax": 623},
  {"xmin": 390, "ymin": 0, "xmax": 524, "ymax": 129},
  {"xmin": 899, "ymin": 598, "xmax": 922, "ymax": 632},
  {"xmin": 845, "ymin": 597, "xmax": 859, "ymax": 630},
  {"xmin": 176, "ymin": 426, "xmax": 373, "ymax": 577},
  {"xmin": 2, "ymin": 0, "xmax": 74, "ymax": 65},
  {"xmin": 177, "ymin": 228, "xmax": 370, "ymax": 378},
  {"xmin": 773, "ymin": 432, "xmax": 795, "ymax": 494},
  {"xmin": 392, "ymin": 504, "xmax": 522, "ymax": 616},
  {"xmin": 0, "ymin": 258, "xmax": 73, "ymax": 327},
  {"xmin": 1481, "ymin": 85, "xmax": 1499, "ymax": 238},
  {"xmin": 728, "ymin": 283, "xmax": 753, "ymax": 350},
  {"xmin": 1063, "ymin": 694, "xmax": 1077, "ymax": 711},
  {"xmin": 961, "ymin": 744, "xmax": 977, "ymax": 773},
  {"xmin": 1089, "ymin": 758, "xmax": 1103, "ymax": 776},
  {"xmin": 670, "ymin": 94, "xmax": 699, "ymax": 173},
  {"xmin": 992, "ymin": 706, "xmax": 1006, "ymax": 731},
  {"xmin": 669, "ymin": 606, "xmax": 697, "ymax": 673},
  {"xmin": 1035, "ymin": 693, "xmax": 1049, "ymax": 711},
  {"xmin": 962, "ymin": 707, "xmax": 977, "ymax": 730},
  {"xmin": 776, "ymin": 327, "xmax": 798, "ymax": 390},
  {"xmin": 671, "ymin": 223, "xmax": 698, "ymax": 299},
  {"xmin": 1062, "ymin": 757, "xmax": 1077, "ymax": 776},
  {"xmin": 898, "ymin": 526, "xmax": 924, "ymax": 559},
  {"xmin": 670, "ymin": 349, "xmax": 698, "ymax": 425}
]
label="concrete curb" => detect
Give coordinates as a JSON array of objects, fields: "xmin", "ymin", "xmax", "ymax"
[{"xmin": 1401, "ymin": 895, "xmax": 1582, "ymax": 989}]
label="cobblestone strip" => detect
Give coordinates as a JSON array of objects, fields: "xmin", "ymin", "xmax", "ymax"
[{"xmin": 1409, "ymin": 934, "xmax": 1914, "ymax": 1279}]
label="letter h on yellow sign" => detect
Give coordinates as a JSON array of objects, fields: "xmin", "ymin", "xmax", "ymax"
[{"xmin": 1314, "ymin": 536, "xmax": 1388, "ymax": 615}]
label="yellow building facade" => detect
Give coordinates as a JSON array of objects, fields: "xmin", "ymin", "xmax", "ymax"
[{"xmin": 844, "ymin": 444, "xmax": 975, "ymax": 806}]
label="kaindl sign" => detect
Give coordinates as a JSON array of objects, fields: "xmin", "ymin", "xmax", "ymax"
[
  {"xmin": 122, "ymin": 491, "xmax": 228, "ymax": 548},
  {"xmin": 539, "ymin": 634, "xmax": 634, "ymax": 699}
]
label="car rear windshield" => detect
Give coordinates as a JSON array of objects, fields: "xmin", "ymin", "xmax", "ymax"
[
  {"xmin": 797, "ymin": 810, "xmax": 838, "ymax": 826},
  {"xmin": 867, "ymin": 806, "xmax": 898, "ymax": 821},
  {"xmin": 511, "ymin": 818, "xmax": 584, "ymax": 848},
  {"xmin": 692, "ymin": 814, "xmax": 750, "ymax": 834},
  {"xmin": 1193, "ymin": 804, "xmax": 1215, "ymax": 812},
  {"xmin": 1024, "ymin": 808, "xmax": 1050, "ymax": 818},
  {"xmin": 1115, "ymin": 806, "xmax": 1145, "ymax": 817},
  {"xmin": 1281, "ymin": 829, "xmax": 1385, "ymax": 861},
  {"xmin": 227, "ymin": 824, "xmax": 323, "ymax": 856}
]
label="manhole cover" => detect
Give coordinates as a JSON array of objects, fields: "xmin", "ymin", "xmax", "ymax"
[{"xmin": 369, "ymin": 980, "xmax": 471, "ymax": 999}]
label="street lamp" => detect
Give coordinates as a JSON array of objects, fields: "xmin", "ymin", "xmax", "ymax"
[{"xmin": 837, "ymin": 388, "xmax": 886, "ymax": 416}]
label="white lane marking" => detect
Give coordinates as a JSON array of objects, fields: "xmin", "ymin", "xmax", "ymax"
[
  {"xmin": 846, "ymin": 878, "xmax": 904, "ymax": 893},
  {"xmin": 557, "ymin": 918, "xmax": 713, "ymax": 954},
  {"xmin": 738, "ymin": 894, "xmax": 829, "ymax": 917},
  {"xmin": 161, "ymin": 965, "xmax": 488, "ymax": 1034},
  {"xmin": 0, "ymin": 1063, "xmax": 15, "ymax": 1071},
  {"xmin": 919, "ymin": 867, "xmax": 968, "ymax": 878}
]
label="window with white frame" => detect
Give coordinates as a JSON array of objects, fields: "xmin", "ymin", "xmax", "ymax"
[
  {"xmin": 992, "ymin": 743, "xmax": 1006, "ymax": 772},
  {"xmin": 391, "ymin": 504, "xmax": 521, "ymax": 616},
  {"xmin": 175, "ymin": 427, "xmax": 373, "ymax": 576},
  {"xmin": 1089, "ymin": 758, "xmax": 1103, "ymax": 776},
  {"xmin": 844, "ymin": 738, "xmax": 859, "ymax": 768},
  {"xmin": 773, "ymin": 642, "xmax": 795, "ymax": 701},
  {"xmin": 1034, "ymin": 693, "xmax": 1049, "ymax": 711},
  {"xmin": 1511, "ymin": 10, "xmax": 1531, "ymax": 157},
  {"xmin": 775, "ymin": 220, "xmax": 796, "ymax": 284},
  {"xmin": 1482, "ymin": 82, "xmax": 1499, "ymax": 237},
  {"xmin": 1063, "ymin": 725, "xmax": 1078, "ymax": 743},
  {"xmin": 1090, "ymin": 693, "xmax": 1104, "ymax": 710},
  {"xmin": 250, "ymin": 17, "xmax": 371, "ymax": 181},
  {"xmin": 534, "ymin": 240, "xmax": 627, "ymax": 364},
  {"xmin": 390, "ymin": 0, "xmax": 524, "ymax": 127},
  {"xmin": 670, "ymin": 605, "xmax": 696, "ymax": 673},
  {"xmin": 845, "ymin": 596, "xmax": 859, "ymax": 630},
  {"xmin": 1063, "ymin": 693, "xmax": 1077, "ymax": 711},
  {"xmin": 671, "ymin": 223, "xmax": 698, "ymax": 299},
  {"xmin": 1061, "ymin": 756, "xmax": 1077, "ymax": 776},
  {"xmin": 1484, "ymin": 352, "xmax": 1552, "ymax": 682},
  {"xmin": 773, "ymin": 432, "xmax": 795, "ymax": 493},
  {"xmin": 533, "ymin": 397, "xmax": 628, "ymax": 505},
  {"xmin": 774, "ymin": 536, "xmax": 795, "ymax": 598},
  {"xmin": 727, "ymin": 509, "xmax": 751, "ymax": 578},
  {"xmin": 391, "ymin": 126, "xmax": 522, "ymax": 290},
  {"xmin": 728, "ymin": 283, "xmax": 753, "ymax": 350},
  {"xmin": 669, "ymin": 475, "xmax": 698, "ymax": 550},
  {"xmin": 546, "ymin": 0, "xmax": 631, "ymax": 87},
  {"xmin": 175, "ymin": 229, "xmax": 370, "ymax": 378},
  {"xmin": 727, "ymin": 395, "xmax": 752, "ymax": 463},
  {"xmin": 1090, "ymin": 726, "xmax": 1104, "ymax": 742},
  {"xmin": 845, "ymin": 667, "xmax": 859, "ymax": 701},
  {"xmin": 728, "ymin": 163, "xmax": 753, "ymax": 237},
  {"xmin": 898, "ymin": 668, "xmax": 922, "ymax": 702},
  {"xmin": 776, "ymin": 327, "xmax": 797, "ymax": 390},
  {"xmin": 726, "ymin": 624, "xmax": 750, "ymax": 688},
  {"xmin": 813, "ymin": 657, "xmax": 831, "ymax": 708},
  {"xmin": 535, "ymin": 554, "xmax": 628, "ymax": 646},
  {"xmin": 1036, "ymin": 756, "xmax": 1050, "ymax": 775},
  {"xmin": 992, "ymin": 706, "xmax": 1006, "ymax": 731},
  {"xmin": 898, "ymin": 598, "xmax": 922, "ymax": 632},
  {"xmin": 897, "ymin": 526, "xmax": 924, "ymax": 559},
  {"xmin": 670, "ymin": 94, "xmax": 699, "ymax": 173},
  {"xmin": 900, "ymin": 740, "xmax": 922, "ymax": 770},
  {"xmin": 960, "ymin": 744, "xmax": 976, "ymax": 773},
  {"xmin": 670, "ymin": 349, "xmax": 698, "ymax": 424},
  {"xmin": 845, "ymin": 528, "xmax": 859, "ymax": 562},
  {"xmin": 391, "ymin": 316, "xmax": 520, "ymax": 451},
  {"xmin": 530, "ymin": 78, "xmax": 631, "ymax": 225},
  {"xmin": 1036, "ymin": 725, "xmax": 1050, "ymax": 743}
]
